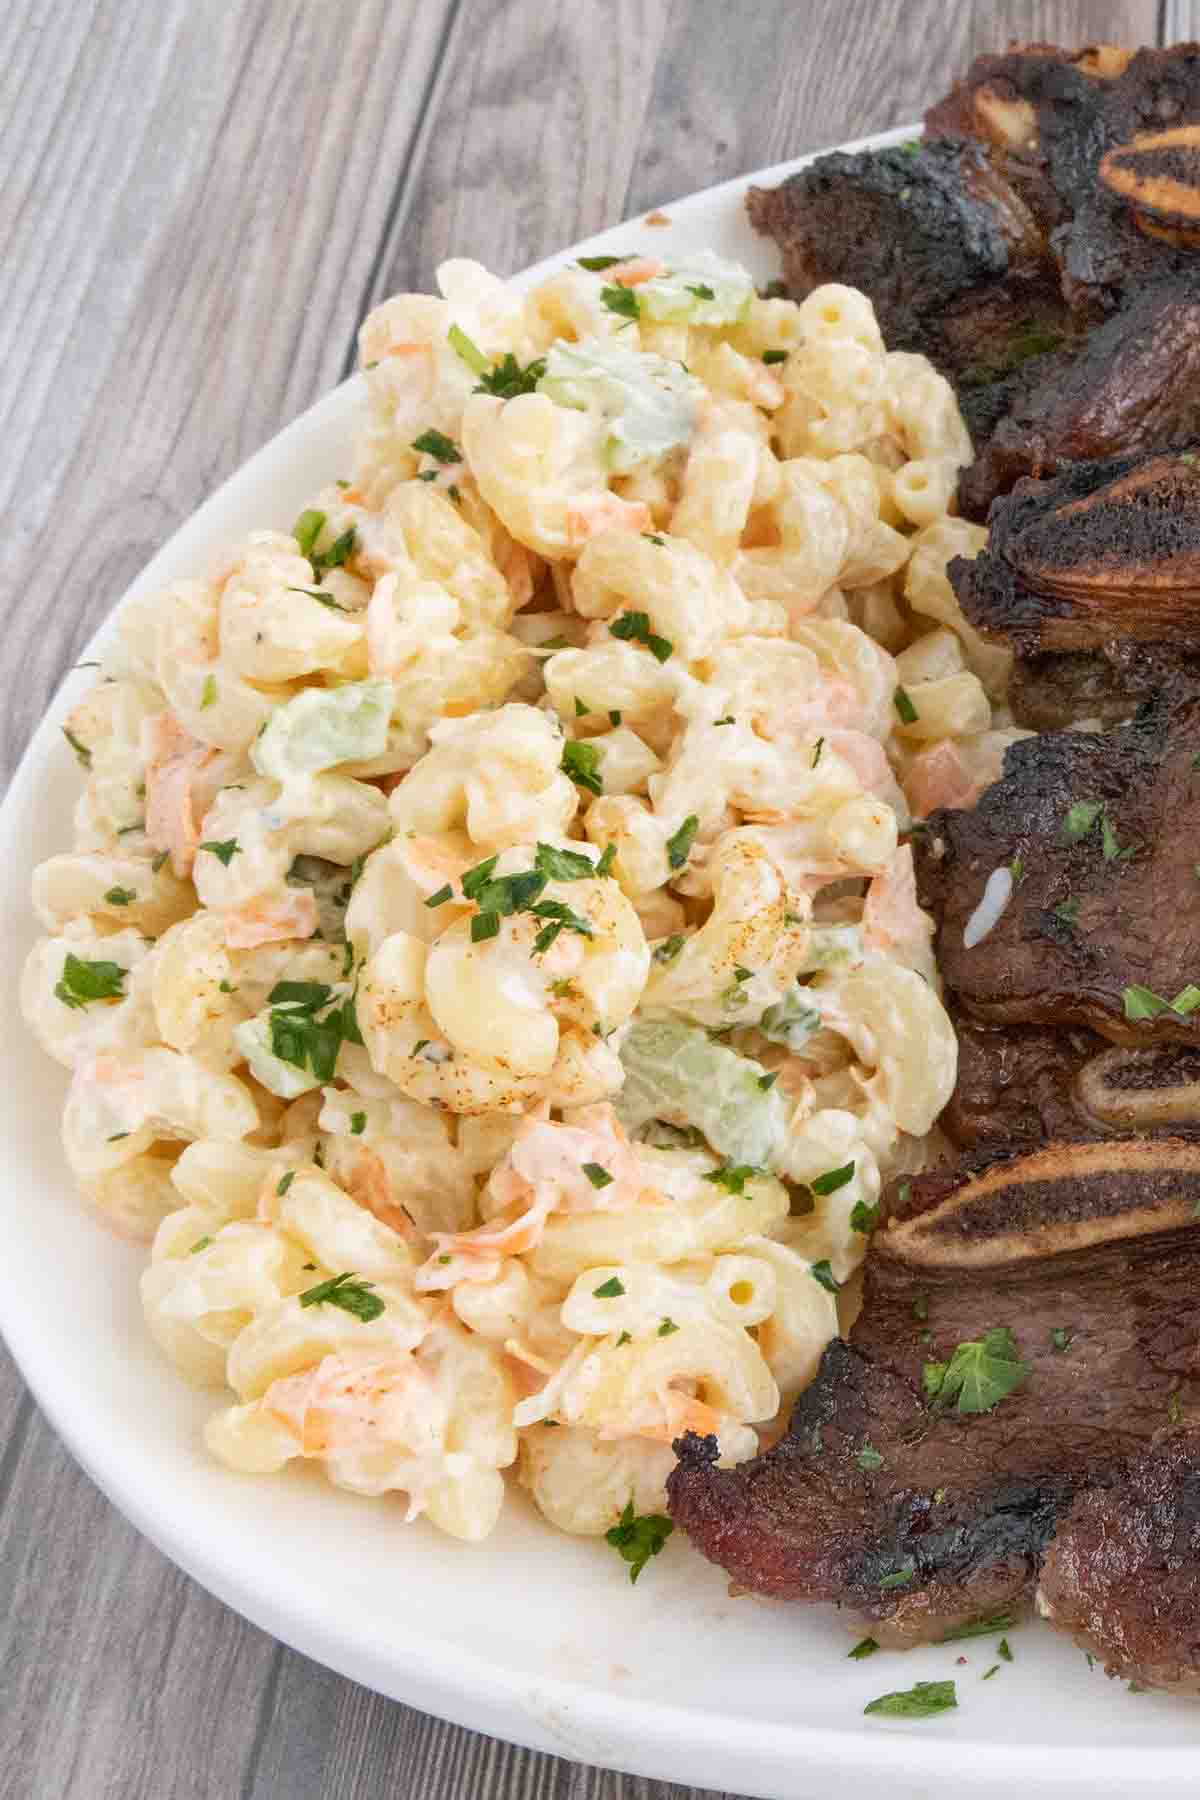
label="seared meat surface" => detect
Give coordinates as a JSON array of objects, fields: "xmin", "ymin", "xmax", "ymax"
[
  {"xmin": 1006, "ymin": 642, "xmax": 1200, "ymax": 731},
  {"xmin": 954, "ymin": 451, "xmax": 1200, "ymax": 655},
  {"xmin": 914, "ymin": 699, "xmax": 1200, "ymax": 1043},
  {"xmin": 669, "ymin": 1139, "xmax": 1200, "ymax": 1667},
  {"xmin": 942, "ymin": 1015, "xmax": 1101, "ymax": 1148},
  {"xmin": 945, "ymin": 1014, "xmax": 1200, "ymax": 1149},
  {"xmin": 958, "ymin": 278, "xmax": 1200, "ymax": 519},
  {"xmin": 926, "ymin": 43, "xmax": 1200, "ymax": 312},
  {"xmin": 1038, "ymin": 1435, "xmax": 1200, "ymax": 1694},
  {"xmin": 745, "ymin": 138, "xmax": 1068, "ymax": 380}
]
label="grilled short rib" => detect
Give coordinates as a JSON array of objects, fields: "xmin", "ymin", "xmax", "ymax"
[
  {"xmin": 945, "ymin": 1013, "xmax": 1200, "ymax": 1150},
  {"xmin": 668, "ymin": 1140, "xmax": 1200, "ymax": 1678},
  {"xmin": 957, "ymin": 279, "xmax": 1200, "ymax": 519},
  {"xmin": 953, "ymin": 451, "xmax": 1200, "ymax": 656},
  {"xmin": 744, "ymin": 137, "xmax": 1070, "ymax": 382},
  {"xmin": 913, "ymin": 699, "xmax": 1200, "ymax": 1043},
  {"xmin": 1038, "ymin": 1435, "xmax": 1200, "ymax": 1693},
  {"xmin": 747, "ymin": 43, "xmax": 1200, "ymax": 515}
]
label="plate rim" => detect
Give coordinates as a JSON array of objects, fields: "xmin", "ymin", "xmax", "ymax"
[{"xmin": 4, "ymin": 119, "xmax": 1194, "ymax": 1798}]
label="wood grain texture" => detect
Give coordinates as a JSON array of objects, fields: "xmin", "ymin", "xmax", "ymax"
[{"xmin": 0, "ymin": 2, "xmax": 1170, "ymax": 1796}]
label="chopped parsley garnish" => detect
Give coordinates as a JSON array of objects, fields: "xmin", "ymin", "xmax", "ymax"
[
  {"xmin": 425, "ymin": 884, "xmax": 453, "ymax": 908},
  {"xmin": 1122, "ymin": 983, "xmax": 1200, "ymax": 1022},
  {"xmin": 850, "ymin": 1198, "xmax": 880, "ymax": 1234},
  {"xmin": 189, "ymin": 1236, "xmax": 213, "ymax": 1255},
  {"xmin": 847, "ymin": 1637, "xmax": 879, "ymax": 1660},
  {"xmin": 471, "ymin": 870, "xmax": 547, "ymax": 916},
  {"xmin": 529, "ymin": 898, "xmax": 594, "ymax": 955},
  {"xmin": 714, "ymin": 715, "xmax": 734, "ymax": 726},
  {"xmin": 445, "ymin": 325, "xmax": 544, "ymax": 394},
  {"xmin": 199, "ymin": 838, "xmax": 241, "ymax": 867},
  {"xmin": 1010, "ymin": 855, "xmax": 1024, "ymax": 883},
  {"xmin": 642, "ymin": 533, "xmax": 665, "ymax": 546},
  {"xmin": 811, "ymin": 736, "xmax": 824, "ymax": 768},
  {"xmin": 561, "ymin": 738, "xmax": 603, "ymax": 795},
  {"xmin": 857, "ymin": 1442, "xmax": 884, "ymax": 1473},
  {"xmin": 757, "ymin": 1071, "xmax": 778, "ymax": 1091},
  {"xmin": 880, "ymin": 1562, "xmax": 915, "ymax": 1589},
  {"xmin": 600, "ymin": 283, "xmax": 641, "ymax": 321},
  {"xmin": 266, "ymin": 979, "xmax": 361, "ymax": 1083},
  {"xmin": 923, "ymin": 1326, "xmax": 1029, "ymax": 1415},
  {"xmin": 811, "ymin": 1161, "xmax": 855, "ymax": 1196},
  {"xmin": 940, "ymin": 1612, "xmax": 1015, "ymax": 1642},
  {"xmin": 350, "ymin": 1112, "xmax": 366, "ymax": 1135},
  {"xmin": 616, "ymin": 1330, "xmax": 632, "ymax": 1347},
  {"xmin": 575, "ymin": 696, "xmax": 591, "ymax": 717},
  {"xmin": 200, "ymin": 673, "xmax": 217, "ymax": 709},
  {"xmin": 893, "ymin": 686, "xmax": 919, "ymax": 725},
  {"xmin": 411, "ymin": 428, "xmax": 460, "ymax": 464},
  {"xmin": 665, "ymin": 814, "xmax": 699, "ymax": 870},
  {"xmin": 657, "ymin": 1317, "xmax": 679, "ymax": 1337},
  {"xmin": 605, "ymin": 1500, "xmax": 673, "ymax": 1584},
  {"xmin": 104, "ymin": 886, "xmax": 136, "ymax": 906},
  {"xmin": 1051, "ymin": 1327, "xmax": 1073, "ymax": 1353},
  {"xmin": 593, "ymin": 1276, "xmax": 625, "ymax": 1298},
  {"xmin": 686, "ymin": 282, "xmax": 715, "ymax": 300},
  {"xmin": 287, "ymin": 585, "xmax": 348, "ymax": 609},
  {"xmin": 998, "ymin": 1637, "xmax": 1013, "ymax": 1663},
  {"xmin": 653, "ymin": 933, "xmax": 685, "ymax": 964},
  {"xmin": 577, "ymin": 253, "xmax": 629, "ymax": 271},
  {"xmin": 583, "ymin": 1162, "xmax": 614, "ymax": 1189},
  {"xmin": 609, "ymin": 609, "xmax": 672, "ymax": 662},
  {"xmin": 151, "ymin": 849, "xmax": 169, "ymax": 872},
  {"xmin": 54, "ymin": 954, "xmax": 126, "ymax": 1010},
  {"xmin": 608, "ymin": 710, "xmax": 622, "ymax": 728},
  {"xmin": 595, "ymin": 842, "xmax": 617, "ymax": 878},
  {"xmin": 1063, "ymin": 798, "xmax": 1103, "ymax": 841},
  {"xmin": 810, "ymin": 1259, "xmax": 841, "ymax": 1295},
  {"xmin": 293, "ymin": 509, "xmax": 326, "ymax": 560},
  {"xmin": 471, "ymin": 911, "xmax": 500, "ymax": 943},
  {"xmin": 982, "ymin": 1665, "xmax": 1000, "ymax": 1681},
  {"xmin": 276, "ymin": 1170, "xmax": 295, "ymax": 1196},
  {"xmin": 863, "ymin": 1677, "xmax": 957, "ymax": 1720},
  {"xmin": 762, "ymin": 348, "xmax": 788, "ymax": 364},
  {"xmin": 703, "ymin": 1163, "xmax": 760, "ymax": 1194},
  {"xmin": 461, "ymin": 854, "xmax": 500, "ymax": 900},
  {"xmin": 535, "ymin": 841, "xmax": 598, "ymax": 882},
  {"xmin": 312, "ymin": 525, "xmax": 356, "ymax": 576},
  {"xmin": 62, "ymin": 726, "xmax": 91, "ymax": 769},
  {"xmin": 298, "ymin": 1271, "xmax": 384, "ymax": 1322}
]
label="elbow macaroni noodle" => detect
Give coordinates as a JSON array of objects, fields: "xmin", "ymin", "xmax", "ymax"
[{"xmin": 24, "ymin": 251, "xmax": 988, "ymax": 1544}]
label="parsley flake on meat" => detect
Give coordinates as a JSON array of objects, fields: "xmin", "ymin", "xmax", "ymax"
[
  {"xmin": 600, "ymin": 283, "xmax": 641, "ymax": 322},
  {"xmin": 199, "ymin": 838, "xmax": 241, "ymax": 867},
  {"xmin": 411, "ymin": 428, "xmax": 460, "ymax": 463},
  {"xmin": 923, "ymin": 1326, "xmax": 1029, "ymax": 1415}
]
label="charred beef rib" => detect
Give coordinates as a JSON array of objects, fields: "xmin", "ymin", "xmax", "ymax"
[
  {"xmin": 747, "ymin": 43, "xmax": 1200, "ymax": 516},
  {"xmin": 668, "ymin": 1140, "xmax": 1200, "ymax": 1683},
  {"xmin": 744, "ymin": 137, "xmax": 1070, "ymax": 382},
  {"xmin": 913, "ymin": 698, "xmax": 1200, "ymax": 1043},
  {"xmin": 944, "ymin": 1011, "xmax": 1200, "ymax": 1151},
  {"xmin": 954, "ymin": 450, "xmax": 1200, "ymax": 655},
  {"xmin": 957, "ymin": 278, "xmax": 1200, "ymax": 519}
]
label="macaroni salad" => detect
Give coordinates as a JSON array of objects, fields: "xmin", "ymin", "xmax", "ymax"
[{"xmin": 23, "ymin": 248, "xmax": 1017, "ymax": 1546}]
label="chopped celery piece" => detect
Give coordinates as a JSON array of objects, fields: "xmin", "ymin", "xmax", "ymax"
[
  {"xmin": 635, "ymin": 252, "xmax": 754, "ymax": 326},
  {"xmin": 617, "ymin": 1019, "xmax": 787, "ymax": 1170},
  {"xmin": 759, "ymin": 986, "xmax": 822, "ymax": 1051},
  {"xmin": 252, "ymin": 681, "xmax": 393, "ymax": 783},
  {"xmin": 537, "ymin": 339, "xmax": 700, "ymax": 474}
]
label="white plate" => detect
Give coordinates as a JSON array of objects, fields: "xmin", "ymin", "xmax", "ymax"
[{"xmin": 2, "ymin": 125, "xmax": 1196, "ymax": 1800}]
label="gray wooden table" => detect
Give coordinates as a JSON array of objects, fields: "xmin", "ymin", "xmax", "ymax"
[{"xmin": 1, "ymin": 2, "xmax": 1192, "ymax": 1793}]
